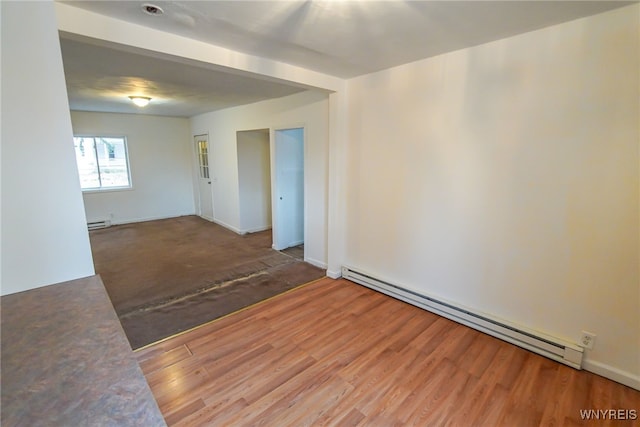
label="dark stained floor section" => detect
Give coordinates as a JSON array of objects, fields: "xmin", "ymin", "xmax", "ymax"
[{"xmin": 90, "ymin": 216, "xmax": 324, "ymax": 349}]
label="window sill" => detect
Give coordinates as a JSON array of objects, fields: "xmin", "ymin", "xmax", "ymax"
[{"xmin": 82, "ymin": 186, "xmax": 134, "ymax": 195}]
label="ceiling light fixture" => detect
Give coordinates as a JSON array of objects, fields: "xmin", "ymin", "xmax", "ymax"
[
  {"xmin": 142, "ymin": 3, "xmax": 164, "ymax": 16},
  {"xmin": 129, "ymin": 96, "xmax": 151, "ymax": 107}
]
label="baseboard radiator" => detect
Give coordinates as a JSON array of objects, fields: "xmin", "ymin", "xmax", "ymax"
[
  {"xmin": 341, "ymin": 266, "xmax": 584, "ymax": 369},
  {"xmin": 87, "ymin": 219, "xmax": 111, "ymax": 230}
]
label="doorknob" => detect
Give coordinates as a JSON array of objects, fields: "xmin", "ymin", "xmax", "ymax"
[{"xmin": 208, "ymin": 181, "xmax": 211, "ymax": 184}]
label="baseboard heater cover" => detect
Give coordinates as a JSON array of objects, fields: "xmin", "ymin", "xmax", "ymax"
[
  {"xmin": 87, "ymin": 219, "xmax": 111, "ymax": 230},
  {"xmin": 341, "ymin": 266, "xmax": 583, "ymax": 369}
]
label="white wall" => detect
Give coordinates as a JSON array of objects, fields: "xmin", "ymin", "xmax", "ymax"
[
  {"xmin": 345, "ymin": 5, "xmax": 639, "ymax": 384},
  {"xmin": 191, "ymin": 90, "xmax": 329, "ymax": 269},
  {"xmin": 237, "ymin": 129, "xmax": 271, "ymax": 233},
  {"xmin": 1, "ymin": 1, "xmax": 95, "ymax": 295},
  {"xmin": 70, "ymin": 111, "xmax": 195, "ymax": 224}
]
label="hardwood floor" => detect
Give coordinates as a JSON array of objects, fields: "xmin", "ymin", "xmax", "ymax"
[{"xmin": 135, "ymin": 278, "xmax": 640, "ymax": 426}]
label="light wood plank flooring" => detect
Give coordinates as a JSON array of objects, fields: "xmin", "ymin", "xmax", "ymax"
[{"xmin": 135, "ymin": 278, "xmax": 640, "ymax": 426}]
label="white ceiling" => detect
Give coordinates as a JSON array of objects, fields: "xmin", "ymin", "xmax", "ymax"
[
  {"xmin": 60, "ymin": 37, "xmax": 307, "ymax": 117},
  {"xmin": 59, "ymin": 0, "xmax": 634, "ymax": 117}
]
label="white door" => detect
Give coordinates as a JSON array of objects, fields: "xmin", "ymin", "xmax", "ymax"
[
  {"xmin": 273, "ymin": 128, "xmax": 304, "ymax": 250},
  {"xmin": 195, "ymin": 134, "xmax": 214, "ymax": 220}
]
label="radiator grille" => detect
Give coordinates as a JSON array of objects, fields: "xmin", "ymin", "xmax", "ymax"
[
  {"xmin": 87, "ymin": 220, "xmax": 111, "ymax": 230},
  {"xmin": 341, "ymin": 266, "xmax": 583, "ymax": 369}
]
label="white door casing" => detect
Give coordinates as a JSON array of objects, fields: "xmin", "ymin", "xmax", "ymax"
[
  {"xmin": 195, "ymin": 134, "xmax": 214, "ymax": 220},
  {"xmin": 273, "ymin": 128, "xmax": 304, "ymax": 250}
]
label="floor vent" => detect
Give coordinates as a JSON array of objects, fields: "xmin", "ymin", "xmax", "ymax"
[
  {"xmin": 341, "ymin": 266, "xmax": 583, "ymax": 369},
  {"xmin": 88, "ymin": 220, "xmax": 111, "ymax": 230}
]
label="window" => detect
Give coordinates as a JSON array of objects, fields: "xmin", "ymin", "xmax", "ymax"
[
  {"xmin": 73, "ymin": 136, "xmax": 131, "ymax": 191},
  {"xmin": 197, "ymin": 138, "xmax": 210, "ymax": 179}
]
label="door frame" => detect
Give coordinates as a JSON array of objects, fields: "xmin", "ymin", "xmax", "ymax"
[
  {"xmin": 194, "ymin": 133, "xmax": 214, "ymax": 221},
  {"xmin": 271, "ymin": 125, "xmax": 306, "ymax": 254},
  {"xmin": 236, "ymin": 128, "xmax": 272, "ymax": 233}
]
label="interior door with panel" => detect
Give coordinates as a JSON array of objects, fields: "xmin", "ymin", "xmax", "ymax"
[
  {"xmin": 195, "ymin": 134, "xmax": 214, "ymax": 221},
  {"xmin": 273, "ymin": 128, "xmax": 304, "ymax": 250}
]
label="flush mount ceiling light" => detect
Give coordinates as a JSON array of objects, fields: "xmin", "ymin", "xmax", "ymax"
[
  {"xmin": 142, "ymin": 3, "xmax": 164, "ymax": 16},
  {"xmin": 129, "ymin": 96, "xmax": 151, "ymax": 107}
]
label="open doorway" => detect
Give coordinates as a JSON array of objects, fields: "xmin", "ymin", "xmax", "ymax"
[
  {"xmin": 89, "ymin": 129, "xmax": 320, "ymax": 349},
  {"xmin": 272, "ymin": 127, "xmax": 304, "ymax": 254},
  {"xmin": 236, "ymin": 129, "xmax": 271, "ymax": 233}
]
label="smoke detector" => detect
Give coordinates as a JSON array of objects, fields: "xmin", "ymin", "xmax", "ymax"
[{"xmin": 142, "ymin": 3, "xmax": 164, "ymax": 16}]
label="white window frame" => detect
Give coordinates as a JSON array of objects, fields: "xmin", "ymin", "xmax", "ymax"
[{"xmin": 73, "ymin": 135, "xmax": 133, "ymax": 193}]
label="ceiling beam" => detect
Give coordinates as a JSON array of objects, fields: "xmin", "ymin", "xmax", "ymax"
[{"xmin": 54, "ymin": 2, "xmax": 345, "ymax": 93}]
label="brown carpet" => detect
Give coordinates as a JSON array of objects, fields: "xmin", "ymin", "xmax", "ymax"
[{"xmin": 90, "ymin": 216, "xmax": 325, "ymax": 349}]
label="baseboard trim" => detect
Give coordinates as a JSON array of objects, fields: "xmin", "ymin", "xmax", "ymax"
[
  {"xmin": 111, "ymin": 213, "xmax": 195, "ymax": 225},
  {"xmin": 304, "ymin": 257, "xmax": 327, "ymax": 270},
  {"xmin": 326, "ymin": 269, "xmax": 342, "ymax": 279},
  {"xmin": 241, "ymin": 225, "xmax": 272, "ymax": 234},
  {"xmin": 115, "ymin": 215, "xmax": 266, "ymax": 237},
  {"xmin": 582, "ymin": 359, "xmax": 640, "ymax": 391},
  {"xmin": 212, "ymin": 218, "xmax": 243, "ymax": 234}
]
